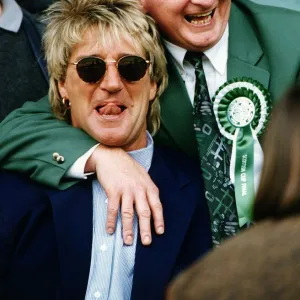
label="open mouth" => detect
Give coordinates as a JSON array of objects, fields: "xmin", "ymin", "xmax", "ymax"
[
  {"xmin": 96, "ymin": 103, "xmax": 127, "ymax": 117},
  {"xmin": 185, "ymin": 8, "xmax": 216, "ymax": 25}
]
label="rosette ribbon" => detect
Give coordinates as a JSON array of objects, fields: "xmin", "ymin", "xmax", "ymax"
[{"xmin": 213, "ymin": 78, "xmax": 271, "ymax": 227}]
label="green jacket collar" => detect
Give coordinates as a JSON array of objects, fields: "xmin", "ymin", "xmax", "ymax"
[
  {"xmin": 228, "ymin": 1, "xmax": 270, "ymax": 87},
  {"xmin": 159, "ymin": 1, "xmax": 270, "ymax": 156}
]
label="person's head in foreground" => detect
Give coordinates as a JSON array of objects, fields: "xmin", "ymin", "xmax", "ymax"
[
  {"xmin": 167, "ymin": 84, "xmax": 300, "ymax": 300},
  {"xmin": 45, "ymin": 0, "xmax": 167, "ymax": 151},
  {"xmin": 254, "ymin": 84, "xmax": 300, "ymax": 221},
  {"xmin": 141, "ymin": 0, "xmax": 231, "ymax": 52}
]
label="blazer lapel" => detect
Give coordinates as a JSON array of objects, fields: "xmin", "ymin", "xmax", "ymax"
[
  {"xmin": 228, "ymin": 2, "xmax": 270, "ymax": 87},
  {"xmin": 48, "ymin": 180, "xmax": 93, "ymax": 300},
  {"xmin": 159, "ymin": 51, "xmax": 198, "ymax": 157},
  {"xmin": 131, "ymin": 148, "xmax": 196, "ymax": 300},
  {"xmin": 159, "ymin": 3, "xmax": 271, "ymax": 157}
]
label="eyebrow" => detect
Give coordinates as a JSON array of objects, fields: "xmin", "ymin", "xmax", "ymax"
[{"xmin": 74, "ymin": 52, "xmax": 141, "ymax": 61}]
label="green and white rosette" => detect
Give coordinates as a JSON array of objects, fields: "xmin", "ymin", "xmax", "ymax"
[{"xmin": 213, "ymin": 78, "xmax": 272, "ymax": 227}]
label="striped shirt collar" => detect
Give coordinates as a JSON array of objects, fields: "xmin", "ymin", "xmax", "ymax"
[{"xmin": 127, "ymin": 131, "xmax": 154, "ymax": 171}]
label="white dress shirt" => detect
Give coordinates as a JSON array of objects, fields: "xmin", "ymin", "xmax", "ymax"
[
  {"xmin": 0, "ymin": 0, "xmax": 22, "ymax": 32},
  {"xmin": 85, "ymin": 132, "xmax": 153, "ymax": 300},
  {"xmin": 164, "ymin": 24, "xmax": 229, "ymax": 102}
]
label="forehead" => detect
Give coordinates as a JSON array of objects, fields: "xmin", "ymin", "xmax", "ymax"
[{"xmin": 70, "ymin": 28, "xmax": 145, "ymax": 59}]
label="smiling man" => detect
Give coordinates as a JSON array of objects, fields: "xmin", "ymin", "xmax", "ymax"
[
  {"xmin": 1, "ymin": 0, "xmax": 300, "ymax": 247},
  {"xmin": 142, "ymin": 0, "xmax": 231, "ymax": 51},
  {"xmin": 0, "ymin": 1, "xmax": 212, "ymax": 300}
]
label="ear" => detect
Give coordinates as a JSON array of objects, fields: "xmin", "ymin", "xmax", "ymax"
[
  {"xmin": 58, "ymin": 80, "xmax": 69, "ymax": 99},
  {"xmin": 149, "ymin": 81, "xmax": 157, "ymax": 102}
]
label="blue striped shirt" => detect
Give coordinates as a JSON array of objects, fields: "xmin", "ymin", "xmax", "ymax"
[{"xmin": 85, "ymin": 132, "xmax": 154, "ymax": 300}]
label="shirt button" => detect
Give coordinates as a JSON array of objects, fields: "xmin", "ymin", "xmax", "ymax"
[
  {"xmin": 94, "ymin": 291, "xmax": 101, "ymax": 298},
  {"xmin": 100, "ymin": 243, "xmax": 107, "ymax": 252}
]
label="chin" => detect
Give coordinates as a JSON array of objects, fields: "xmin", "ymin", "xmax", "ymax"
[
  {"xmin": 92, "ymin": 131, "xmax": 129, "ymax": 147},
  {"xmin": 200, "ymin": 32, "xmax": 222, "ymax": 49}
]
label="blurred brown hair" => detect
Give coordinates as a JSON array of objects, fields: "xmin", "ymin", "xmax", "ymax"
[{"xmin": 254, "ymin": 84, "xmax": 300, "ymax": 221}]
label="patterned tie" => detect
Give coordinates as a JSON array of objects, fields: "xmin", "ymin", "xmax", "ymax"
[{"xmin": 185, "ymin": 51, "xmax": 240, "ymax": 246}]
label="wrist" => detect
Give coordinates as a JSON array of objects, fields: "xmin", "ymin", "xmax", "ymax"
[{"xmin": 85, "ymin": 144, "xmax": 123, "ymax": 172}]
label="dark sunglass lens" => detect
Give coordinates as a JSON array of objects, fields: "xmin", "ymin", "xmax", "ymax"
[
  {"xmin": 118, "ymin": 56, "xmax": 148, "ymax": 81},
  {"xmin": 77, "ymin": 57, "xmax": 106, "ymax": 83}
]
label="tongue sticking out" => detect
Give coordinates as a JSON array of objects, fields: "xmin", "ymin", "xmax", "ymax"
[{"xmin": 98, "ymin": 104, "xmax": 123, "ymax": 115}]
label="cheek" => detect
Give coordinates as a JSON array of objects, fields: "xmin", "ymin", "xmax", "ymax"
[
  {"xmin": 146, "ymin": 1, "xmax": 185, "ymax": 19},
  {"xmin": 68, "ymin": 88, "xmax": 95, "ymax": 127},
  {"xmin": 70, "ymin": 105, "xmax": 81, "ymax": 128},
  {"xmin": 220, "ymin": 0, "xmax": 231, "ymax": 17},
  {"xmin": 65, "ymin": 73, "xmax": 95, "ymax": 106},
  {"xmin": 69, "ymin": 94, "xmax": 87, "ymax": 126},
  {"xmin": 62, "ymin": 72, "xmax": 79, "ymax": 98},
  {"xmin": 128, "ymin": 81, "xmax": 153, "ymax": 105}
]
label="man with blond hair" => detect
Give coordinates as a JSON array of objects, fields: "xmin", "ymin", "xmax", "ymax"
[
  {"xmin": 0, "ymin": 1, "xmax": 211, "ymax": 299},
  {"xmin": 1, "ymin": 0, "xmax": 300, "ymax": 247}
]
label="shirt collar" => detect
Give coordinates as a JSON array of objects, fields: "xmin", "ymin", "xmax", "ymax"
[
  {"xmin": 164, "ymin": 24, "xmax": 229, "ymax": 76},
  {"xmin": 0, "ymin": 0, "xmax": 23, "ymax": 32},
  {"xmin": 127, "ymin": 131, "xmax": 154, "ymax": 172}
]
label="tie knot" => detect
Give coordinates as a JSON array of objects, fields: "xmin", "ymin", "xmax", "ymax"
[{"xmin": 185, "ymin": 51, "xmax": 203, "ymax": 68}]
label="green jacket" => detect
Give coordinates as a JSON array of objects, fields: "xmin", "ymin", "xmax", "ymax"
[{"xmin": 1, "ymin": 0, "xmax": 300, "ymax": 189}]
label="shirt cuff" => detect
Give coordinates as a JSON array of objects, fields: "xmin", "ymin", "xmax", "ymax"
[{"xmin": 65, "ymin": 144, "xmax": 99, "ymax": 179}]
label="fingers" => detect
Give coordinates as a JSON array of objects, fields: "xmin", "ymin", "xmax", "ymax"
[
  {"xmin": 105, "ymin": 180, "xmax": 163, "ymax": 246},
  {"xmin": 94, "ymin": 146, "xmax": 164, "ymax": 246},
  {"xmin": 106, "ymin": 184, "xmax": 163, "ymax": 246},
  {"xmin": 107, "ymin": 184, "xmax": 163, "ymax": 246},
  {"xmin": 147, "ymin": 185, "xmax": 164, "ymax": 235},
  {"xmin": 135, "ymin": 191, "xmax": 152, "ymax": 246},
  {"xmin": 106, "ymin": 193, "xmax": 120, "ymax": 234},
  {"xmin": 121, "ymin": 192, "xmax": 135, "ymax": 245}
]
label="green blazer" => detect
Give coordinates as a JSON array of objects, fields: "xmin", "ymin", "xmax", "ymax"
[{"xmin": 1, "ymin": 0, "xmax": 300, "ymax": 189}]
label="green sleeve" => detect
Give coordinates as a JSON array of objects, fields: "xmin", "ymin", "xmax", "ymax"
[{"xmin": 0, "ymin": 95, "xmax": 98, "ymax": 190}]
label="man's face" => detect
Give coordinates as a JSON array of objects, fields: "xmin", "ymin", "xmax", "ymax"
[
  {"xmin": 142, "ymin": 0, "xmax": 231, "ymax": 52},
  {"xmin": 59, "ymin": 30, "xmax": 157, "ymax": 151}
]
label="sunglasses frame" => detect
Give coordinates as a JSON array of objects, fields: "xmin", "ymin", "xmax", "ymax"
[{"xmin": 69, "ymin": 55, "xmax": 151, "ymax": 83}]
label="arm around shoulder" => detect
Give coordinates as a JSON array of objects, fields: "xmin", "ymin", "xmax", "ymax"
[{"xmin": 0, "ymin": 96, "xmax": 98, "ymax": 189}]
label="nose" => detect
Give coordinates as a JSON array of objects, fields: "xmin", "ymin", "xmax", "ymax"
[
  {"xmin": 190, "ymin": 0, "xmax": 215, "ymax": 7},
  {"xmin": 99, "ymin": 63, "xmax": 124, "ymax": 93}
]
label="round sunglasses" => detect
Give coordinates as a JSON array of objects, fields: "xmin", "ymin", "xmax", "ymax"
[{"xmin": 69, "ymin": 55, "xmax": 150, "ymax": 83}]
